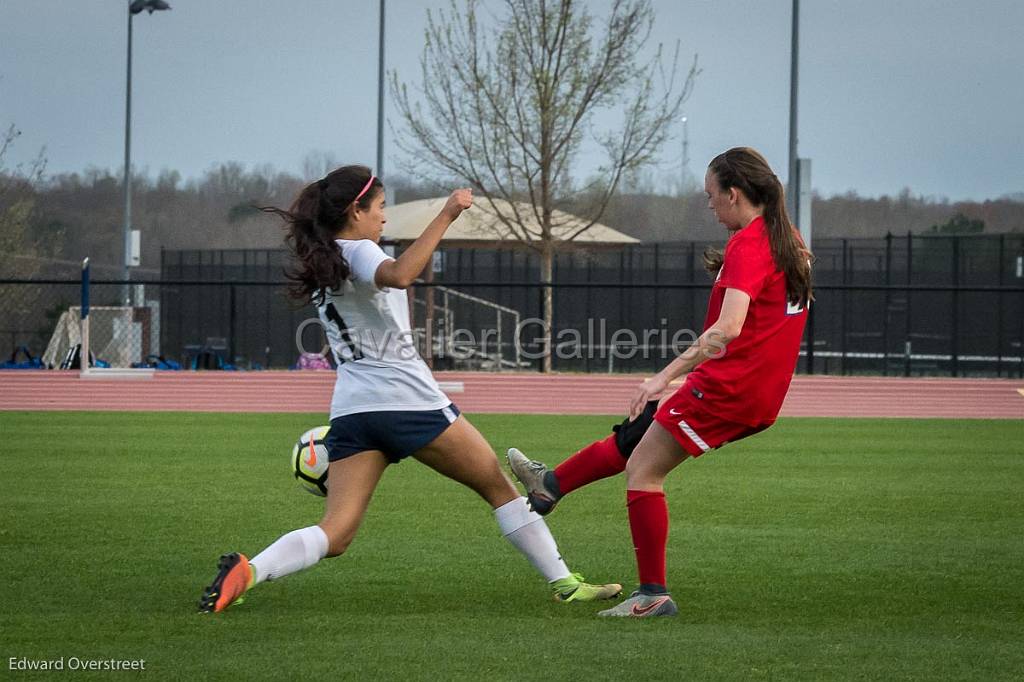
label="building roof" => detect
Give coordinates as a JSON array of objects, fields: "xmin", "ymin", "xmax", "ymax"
[{"xmin": 382, "ymin": 197, "xmax": 640, "ymax": 244}]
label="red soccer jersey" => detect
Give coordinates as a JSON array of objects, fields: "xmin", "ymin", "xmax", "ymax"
[{"xmin": 685, "ymin": 216, "xmax": 807, "ymax": 426}]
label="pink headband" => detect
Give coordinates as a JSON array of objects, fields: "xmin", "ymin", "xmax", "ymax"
[{"xmin": 352, "ymin": 175, "xmax": 376, "ymax": 205}]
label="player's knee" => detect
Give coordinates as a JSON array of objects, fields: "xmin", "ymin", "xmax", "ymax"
[
  {"xmin": 624, "ymin": 455, "xmax": 642, "ymax": 486},
  {"xmin": 477, "ymin": 466, "xmax": 518, "ymax": 507},
  {"xmin": 624, "ymin": 453, "xmax": 656, "ymax": 488}
]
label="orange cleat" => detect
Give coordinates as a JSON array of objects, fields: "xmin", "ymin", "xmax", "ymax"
[{"xmin": 198, "ymin": 553, "xmax": 253, "ymax": 613}]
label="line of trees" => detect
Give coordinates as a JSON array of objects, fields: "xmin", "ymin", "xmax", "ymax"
[{"xmin": 3, "ymin": 159, "xmax": 1021, "ymax": 280}]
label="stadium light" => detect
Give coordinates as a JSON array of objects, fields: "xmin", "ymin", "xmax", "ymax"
[
  {"xmin": 122, "ymin": 0, "xmax": 171, "ymax": 305},
  {"xmin": 129, "ymin": 0, "xmax": 171, "ymax": 15}
]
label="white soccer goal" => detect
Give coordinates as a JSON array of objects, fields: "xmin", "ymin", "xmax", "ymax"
[{"xmin": 43, "ymin": 305, "xmax": 158, "ymax": 369}]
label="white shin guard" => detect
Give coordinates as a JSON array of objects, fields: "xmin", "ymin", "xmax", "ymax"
[
  {"xmin": 494, "ymin": 497, "xmax": 571, "ymax": 583},
  {"xmin": 249, "ymin": 525, "xmax": 329, "ymax": 585}
]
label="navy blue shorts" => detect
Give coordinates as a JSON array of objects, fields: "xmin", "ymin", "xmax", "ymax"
[{"xmin": 325, "ymin": 403, "xmax": 461, "ymax": 464}]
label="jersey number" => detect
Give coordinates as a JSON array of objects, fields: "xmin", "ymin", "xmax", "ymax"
[{"xmin": 324, "ymin": 302, "xmax": 364, "ymax": 362}]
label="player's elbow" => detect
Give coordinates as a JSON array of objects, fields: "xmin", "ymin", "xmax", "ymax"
[
  {"xmin": 387, "ymin": 275, "xmax": 414, "ymax": 290},
  {"xmin": 713, "ymin": 323, "xmax": 742, "ymax": 344},
  {"xmin": 376, "ymin": 264, "xmax": 414, "ymax": 289}
]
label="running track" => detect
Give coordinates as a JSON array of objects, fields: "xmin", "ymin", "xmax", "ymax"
[{"xmin": 0, "ymin": 371, "xmax": 1021, "ymax": 419}]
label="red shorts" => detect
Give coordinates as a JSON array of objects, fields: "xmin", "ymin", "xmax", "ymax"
[{"xmin": 653, "ymin": 386, "xmax": 773, "ymax": 457}]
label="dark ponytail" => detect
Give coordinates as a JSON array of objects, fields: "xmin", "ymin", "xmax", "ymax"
[
  {"xmin": 707, "ymin": 147, "xmax": 814, "ymax": 306},
  {"xmin": 262, "ymin": 165, "xmax": 383, "ymax": 304},
  {"xmin": 703, "ymin": 246, "xmax": 724, "ymax": 275}
]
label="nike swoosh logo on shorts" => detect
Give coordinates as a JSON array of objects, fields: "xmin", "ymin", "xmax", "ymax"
[
  {"xmin": 631, "ymin": 596, "xmax": 670, "ymax": 616},
  {"xmin": 669, "ymin": 408, "xmax": 683, "ymax": 416}
]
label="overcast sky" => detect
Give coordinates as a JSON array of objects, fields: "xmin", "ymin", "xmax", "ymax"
[{"xmin": 1, "ymin": 0, "xmax": 1022, "ymax": 201}]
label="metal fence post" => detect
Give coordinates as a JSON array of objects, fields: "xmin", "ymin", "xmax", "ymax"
[
  {"xmin": 1014, "ymin": 256, "xmax": 1024, "ymax": 378},
  {"xmin": 905, "ymin": 232, "xmax": 913, "ymax": 377},
  {"xmin": 883, "ymin": 232, "xmax": 892, "ymax": 376},
  {"xmin": 585, "ymin": 257, "xmax": 593, "ymax": 373},
  {"xmin": 806, "ymin": 298, "xmax": 815, "ymax": 375},
  {"xmin": 951, "ymin": 237, "xmax": 959, "ymax": 377},
  {"xmin": 176, "ymin": 280, "xmax": 183, "ymax": 366},
  {"xmin": 229, "ymin": 284, "xmax": 237, "ymax": 365},
  {"xmin": 496, "ymin": 310, "xmax": 503, "ymax": 370},
  {"xmin": 619, "ymin": 250, "xmax": 627, "ymax": 373},
  {"xmin": 997, "ymin": 233, "xmax": 1005, "ymax": 377},
  {"xmin": 841, "ymin": 238, "xmax": 848, "ymax": 375},
  {"xmin": 264, "ymin": 282, "xmax": 271, "ymax": 367},
  {"xmin": 80, "ymin": 258, "xmax": 91, "ymax": 374}
]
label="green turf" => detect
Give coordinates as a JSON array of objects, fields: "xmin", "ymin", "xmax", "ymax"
[{"xmin": 0, "ymin": 411, "xmax": 1022, "ymax": 680}]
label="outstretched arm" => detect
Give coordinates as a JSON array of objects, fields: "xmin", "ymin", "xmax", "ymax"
[
  {"xmin": 628, "ymin": 288, "xmax": 751, "ymax": 418},
  {"xmin": 374, "ymin": 189, "xmax": 472, "ymax": 289}
]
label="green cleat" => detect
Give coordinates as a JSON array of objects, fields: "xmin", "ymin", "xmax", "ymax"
[{"xmin": 551, "ymin": 573, "xmax": 622, "ymax": 602}]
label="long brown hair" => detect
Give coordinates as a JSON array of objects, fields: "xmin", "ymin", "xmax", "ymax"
[
  {"xmin": 263, "ymin": 165, "xmax": 383, "ymax": 304},
  {"xmin": 706, "ymin": 147, "xmax": 813, "ymax": 306}
]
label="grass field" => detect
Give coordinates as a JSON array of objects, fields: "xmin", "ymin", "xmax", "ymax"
[{"xmin": 1, "ymin": 411, "xmax": 1022, "ymax": 680}]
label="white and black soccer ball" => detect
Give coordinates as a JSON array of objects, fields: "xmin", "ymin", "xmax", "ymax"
[{"xmin": 292, "ymin": 426, "xmax": 330, "ymax": 497}]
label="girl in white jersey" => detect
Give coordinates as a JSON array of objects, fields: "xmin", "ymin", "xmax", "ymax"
[{"xmin": 199, "ymin": 165, "xmax": 620, "ymax": 613}]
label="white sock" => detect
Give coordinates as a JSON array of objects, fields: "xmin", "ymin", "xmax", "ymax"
[
  {"xmin": 249, "ymin": 525, "xmax": 329, "ymax": 585},
  {"xmin": 494, "ymin": 497, "xmax": 571, "ymax": 583}
]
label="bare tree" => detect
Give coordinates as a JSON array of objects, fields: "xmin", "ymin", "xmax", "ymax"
[
  {"xmin": 301, "ymin": 151, "xmax": 342, "ymax": 182},
  {"xmin": 0, "ymin": 123, "xmax": 58, "ymax": 358},
  {"xmin": 391, "ymin": 0, "xmax": 697, "ymax": 371},
  {"xmin": 0, "ymin": 123, "xmax": 49, "ymax": 278}
]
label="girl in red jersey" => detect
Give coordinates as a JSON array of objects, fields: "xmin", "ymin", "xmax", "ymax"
[{"xmin": 510, "ymin": 147, "xmax": 812, "ymax": 618}]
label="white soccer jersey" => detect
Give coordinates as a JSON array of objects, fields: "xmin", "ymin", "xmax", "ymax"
[{"xmin": 318, "ymin": 239, "xmax": 450, "ymax": 419}]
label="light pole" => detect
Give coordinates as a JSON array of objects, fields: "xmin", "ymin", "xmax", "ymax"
[
  {"xmin": 376, "ymin": 0, "xmax": 386, "ymax": 178},
  {"xmin": 123, "ymin": 0, "xmax": 170, "ymax": 305},
  {"xmin": 680, "ymin": 115, "xmax": 689, "ymax": 194},
  {"xmin": 787, "ymin": 0, "xmax": 799, "ymax": 223},
  {"xmin": 786, "ymin": 0, "xmax": 811, "ymax": 249}
]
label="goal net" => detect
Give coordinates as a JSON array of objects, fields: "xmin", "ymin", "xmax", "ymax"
[{"xmin": 43, "ymin": 305, "xmax": 158, "ymax": 369}]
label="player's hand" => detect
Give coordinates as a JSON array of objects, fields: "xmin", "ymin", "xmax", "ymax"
[
  {"xmin": 442, "ymin": 188, "xmax": 473, "ymax": 221},
  {"xmin": 629, "ymin": 373, "xmax": 669, "ymax": 420}
]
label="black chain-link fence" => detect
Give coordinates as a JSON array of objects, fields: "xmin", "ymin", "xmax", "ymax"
[
  {"xmin": 1, "ymin": 232, "xmax": 1020, "ymax": 372},
  {"xmin": 160, "ymin": 232, "xmax": 1024, "ymax": 287},
  {"xmin": 1, "ymin": 277, "xmax": 1021, "ymax": 377}
]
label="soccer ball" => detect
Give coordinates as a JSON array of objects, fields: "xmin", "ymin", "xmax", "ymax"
[{"xmin": 292, "ymin": 426, "xmax": 330, "ymax": 497}]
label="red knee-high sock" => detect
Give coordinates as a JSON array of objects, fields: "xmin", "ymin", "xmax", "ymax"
[
  {"xmin": 553, "ymin": 434, "xmax": 627, "ymax": 495},
  {"xmin": 626, "ymin": 489, "xmax": 669, "ymax": 592}
]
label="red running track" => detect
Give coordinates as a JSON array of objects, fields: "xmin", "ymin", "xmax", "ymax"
[{"xmin": 0, "ymin": 371, "xmax": 1021, "ymax": 419}]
